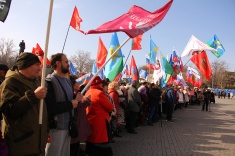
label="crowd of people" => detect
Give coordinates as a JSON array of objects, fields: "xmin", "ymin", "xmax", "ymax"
[{"xmin": 0, "ymin": 52, "xmax": 227, "ymax": 156}]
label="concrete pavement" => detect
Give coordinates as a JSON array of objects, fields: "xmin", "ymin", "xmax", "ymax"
[{"xmin": 111, "ymin": 97, "xmax": 235, "ymax": 156}]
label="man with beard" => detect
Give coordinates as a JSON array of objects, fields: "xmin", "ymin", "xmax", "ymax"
[{"xmin": 45, "ymin": 53, "xmax": 83, "ymax": 156}]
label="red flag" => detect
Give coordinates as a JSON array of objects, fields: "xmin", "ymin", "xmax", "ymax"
[
  {"xmin": 96, "ymin": 37, "xmax": 108, "ymax": 68},
  {"xmin": 87, "ymin": 0, "xmax": 173, "ymax": 38},
  {"xmin": 179, "ymin": 59, "xmax": 184, "ymax": 72},
  {"xmin": 190, "ymin": 51, "xmax": 212, "ymax": 81},
  {"xmin": 187, "ymin": 76, "xmax": 202, "ymax": 88},
  {"xmin": 131, "ymin": 34, "xmax": 143, "ymax": 50},
  {"xmin": 114, "ymin": 73, "xmax": 122, "ymax": 82},
  {"xmin": 130, "ymin": 56, "xmax": 139, "ymax": 81},
  {"xmin": 186, "ymin": 67, "xmax": 202, "ymax": 88},
  {"xmin": 70, "ymin": 6, "xmax": 84, "ymax": 33},
  {"xmin": 32, "ymin": 43, "xmax": 50, "ymax": 66}
]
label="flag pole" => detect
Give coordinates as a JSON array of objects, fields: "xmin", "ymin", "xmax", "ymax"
[
  {"xmin": 81, "ymin": 37, "xmax": 131, "ymax": 95},
  {"xmin": 62, "ymin": 26, "xmax": 70, "ymax": 53},
  {"xmin": 39, "ymin": 0, "xmax": 54, "ymax": 124},
  {"xmin": 184, "ymin": 58, "xmax": 191, "ymax": 66},
  {"xmin": 122, "ymin": 50, "xmax": 132, "ymax": 73}
]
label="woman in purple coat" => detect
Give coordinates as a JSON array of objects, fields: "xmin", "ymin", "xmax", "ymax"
[{"xmin": 69, "ymin": 76, "xmax": 92, "ymax": 156}]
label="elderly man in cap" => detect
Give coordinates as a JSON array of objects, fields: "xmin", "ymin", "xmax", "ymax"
[
  {"xmin": 126, "ymin": 80, "xmax": 142, "ymax": 134},
  {"xmin": 0, "ymin": 64, "xmax": 9, "ymax": 85},
  {"xmin": 85, "ymin": 76, "xmax": 114, "ymax": 156},
  {"xmin": 0, "ymin": 52, "xmax": 48, "ymax": 155}
]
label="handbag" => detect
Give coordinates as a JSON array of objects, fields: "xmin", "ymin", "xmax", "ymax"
[
  {"xmin": 68, "ymin": 111, "xmax": 78, "ymax": 138},
  {"xmin": 54, "ymin": 76, "xmax": 78, "ymax": 138}
]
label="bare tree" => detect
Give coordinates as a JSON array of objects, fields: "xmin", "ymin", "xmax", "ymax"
[
  {"xmin": 210, "ymin": 60, "xmax": 228, "ymax": 88},
  {"xmin": 70, "ymin": 50, "xmax": 94, "ymax": 73},
  {"xmin": 0, "ymin": 38, "xmax": 18, "ymax": 68}
]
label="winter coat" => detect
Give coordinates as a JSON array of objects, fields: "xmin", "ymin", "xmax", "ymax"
[
  {"xmin": 0, "ymin": 70, "xmax": 48, "ymax": 155},
  {"xmin": 148, "ymin": 88, "xmax": 161, "ymax": 107},
  {"xmin": 71, "ymin": 96, "xmax": 92, "ymax": 144},
  {"xmin": 85, "ymin": 85, "xmax": 114, "ymax": 143},
  {"xmin": 45, "ymin": 73, "xmax": 74, "ymax": 130},
  {"xmin": 108, "ymin": 89, "xmax": 120, "ymax": 119},
  {"xmin": 127, "ymin": 85, "xmax": 142, "ymax": 112},
  {"xmin": 165, "ymin": 88, "xmax": 176, "ymax": 106}
]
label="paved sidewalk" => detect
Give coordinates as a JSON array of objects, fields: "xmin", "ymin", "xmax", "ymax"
[{"xmin": 111, "ymin": 97, "xmax": 235, "ymax": 156}]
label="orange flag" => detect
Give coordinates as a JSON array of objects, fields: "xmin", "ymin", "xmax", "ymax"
[
  {"xmin": 96, "ymin": 37, "xmax": 108, "ymax": 68},
  {"xmin": 32, "ymin": 43, "xmax": 50, "ymax": 66},
  {"xmin": 131, "ymin": 34, "xmax": 143, "ymax": 50},
  {"xmin": 190, "ymin": 51, "xmax": 212, "ymax": 81},
  {"xmin": 130, "ymin": 56, "xmax": 139, "ymax": 81},
  {"xmin": 70, "ymin": 6, "xmax": 84, "ymax": 33}
]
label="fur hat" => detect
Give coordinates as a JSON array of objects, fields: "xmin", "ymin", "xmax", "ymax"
[{"xmin": 16, "ymin": 53, "xmax": 40, "ymax": 70}]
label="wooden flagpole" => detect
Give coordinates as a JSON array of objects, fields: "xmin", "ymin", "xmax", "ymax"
[
  {"xmin": 81, "ymin": 37, "xmax": 131, "ymax": 95},
  {"xmin": 39, "ymin": 0, "xmax": 54, "ymax": 124}
]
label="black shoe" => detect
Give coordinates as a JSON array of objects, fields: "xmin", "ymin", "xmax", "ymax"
[
  {"xmin": 147, "ymin": 123, "xmax": 154, "ymax": 126},
  {"xmin": 118, "ymin": 128, "xmax": 122, "ymax": 133},
  {"xmin": 127, "ymin": 130, "xmax": 137, "ymax": 134},
  {"xmin": 110, "ymin": 139, "xmax": 115, "ymax": 143},
  {"xmin": 115, "ymin": 133, "xmax": 122, "ymax": 137}
]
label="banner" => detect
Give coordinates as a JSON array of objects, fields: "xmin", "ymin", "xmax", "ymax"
[
  {"xmin": 86, "ymin": 0, "xmax": 173, "ymax": 38},
  {"xmin": 190, "ymin": 51, "xmax": 212, "ymax": 81},
  {"xmin": 0, "ymin": 0, "xmax": 12, "ymax": 22}
]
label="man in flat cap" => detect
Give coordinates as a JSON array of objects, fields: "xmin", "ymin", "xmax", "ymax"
[{"xmin": 0, "ymin": 52, "xmax": 48, "ymax": 155}]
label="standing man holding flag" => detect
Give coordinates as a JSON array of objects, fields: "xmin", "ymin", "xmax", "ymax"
[
  {"xmin": 45, "ymin": 53, "xmax": 83, "ymax": 156},
  {"xmin": 0, "ymin": 53, "xmax": 48, "ymax": 155}
]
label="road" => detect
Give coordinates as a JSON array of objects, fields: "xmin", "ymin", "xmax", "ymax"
[{"xmin": 111, "ymin": 97, "xmax": 235, "ymax": 156}]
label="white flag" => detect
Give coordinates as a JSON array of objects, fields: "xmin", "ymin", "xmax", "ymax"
[{"xmin": 181, "ymin": 35, "xmax": 217, "ymax": 57}]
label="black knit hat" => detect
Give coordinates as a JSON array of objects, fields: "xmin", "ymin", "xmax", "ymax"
[
  {"xmin": 16, "ymin": 53, "xmax": 41, "ymax": 70},
  {"xmin": 0, "ymin": 64, "xmax": 9, "ymax": 72}
]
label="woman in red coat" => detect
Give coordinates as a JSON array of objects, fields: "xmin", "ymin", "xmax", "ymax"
[{"xmin": 85, "ymin": 76, "xmax": 114, "ymax": 156}]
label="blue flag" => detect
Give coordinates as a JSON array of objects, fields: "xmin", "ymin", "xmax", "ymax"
[
  {"xmin": 149, "ymin": 38, "xmax": 159, "ymax": 64},
  {"xmin": 92, "ymin": 61, "xmax": 105, "ymax": 79},
  {"xmin": 69, "ymin": 61, "xmax": 78, "ymax": 75},
  {"xmin": 139, "ymin": 69, "xmax": 148, "ymax": 79},
  {"xmin": 92, "ymin": 61, "xmax": 97, "ymax": 75},
  {"xmin": 206, "ymin": 34, "xmax": 225, "ymax": 58},
  {"xmin": 104, "ymin": 32, "xmax": 124, "ymax": 81}
]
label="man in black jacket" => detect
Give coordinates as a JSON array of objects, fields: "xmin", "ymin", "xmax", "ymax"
[{"xmin": 147, "ymin": 82, "xmax": 162, "ymax": 126}]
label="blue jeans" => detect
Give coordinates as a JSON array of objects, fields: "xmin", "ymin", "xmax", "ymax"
[{"xmin": 148, "ymin": 105, "xmax": 156, "ymax": 124}]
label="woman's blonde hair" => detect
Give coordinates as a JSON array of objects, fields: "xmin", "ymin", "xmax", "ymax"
[{"xmin": 108, "ymin": 82, "xmax": 119, "ymax": 90}]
